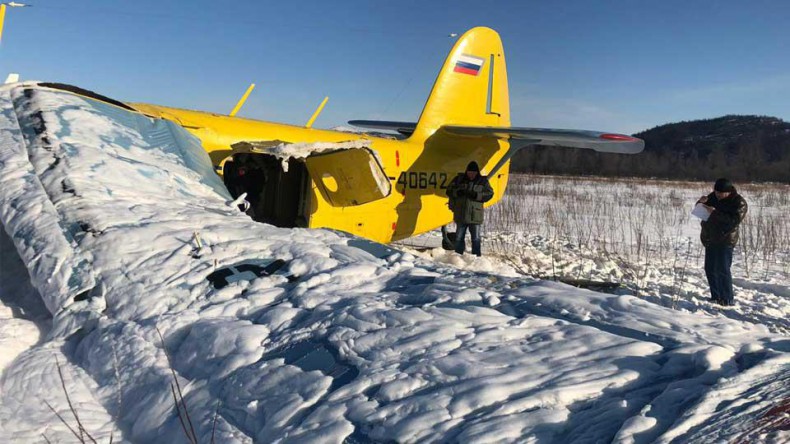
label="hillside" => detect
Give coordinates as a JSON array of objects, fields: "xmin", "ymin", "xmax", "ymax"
[{"xmin": 511, "ymin": 115, "xmax": 790, "ymax": 182}]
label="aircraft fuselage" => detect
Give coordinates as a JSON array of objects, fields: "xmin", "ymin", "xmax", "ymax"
[{"xmin": 130, "ymin": 103, "xmax": 510, "ymax": 243}]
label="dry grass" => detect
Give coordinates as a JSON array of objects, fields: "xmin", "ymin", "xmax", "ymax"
[
  {"xmin": 487, "ymin": 175, "xmax": 790, "ymax": 280},
  {"xmin": 43, "ymin": 357, "xmax": 102, "ymax": 444},
  {"xmin": 42, "ymin": 332, "xmax": 216, "ymax": 444}
]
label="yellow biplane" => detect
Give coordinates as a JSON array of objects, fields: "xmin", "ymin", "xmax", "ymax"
[{"xmin": 127, "ymin": 27, "xmax": 642, "ymax": 244}]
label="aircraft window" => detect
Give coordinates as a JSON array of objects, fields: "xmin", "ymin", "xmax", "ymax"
[{"xmin": 321, "ymin": 173, "xmax": 338, "ymax": 192}]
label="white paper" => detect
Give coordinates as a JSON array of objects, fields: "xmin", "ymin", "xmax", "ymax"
[{"xmin": 692, "ymin": 203, "xmax": 711, "ymax": 221}]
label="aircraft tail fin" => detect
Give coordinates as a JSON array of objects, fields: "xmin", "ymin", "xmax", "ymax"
[{"xmin": 410, "ymin": 27, "xmax": 510, "ymax": 142}]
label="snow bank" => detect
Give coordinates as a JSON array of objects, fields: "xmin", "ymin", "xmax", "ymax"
[{"xmin": 0, "ymin": 83, "xmax": 787, "ymax": 443}]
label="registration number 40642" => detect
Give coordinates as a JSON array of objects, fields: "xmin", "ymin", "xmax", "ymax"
[{"xmin": 395, "ymin": 172, "xmax": 449, "ymax": 190}]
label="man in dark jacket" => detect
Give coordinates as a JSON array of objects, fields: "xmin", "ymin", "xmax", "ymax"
[
  {"xmin": 696, "ymin": 178, "xmax": 748, "ymax": 306},
  {"xmin": 446, "ymin": 161, "xmax": 494, "ymax": 256}
]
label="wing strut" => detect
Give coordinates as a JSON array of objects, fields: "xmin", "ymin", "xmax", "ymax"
[
  {"xmin": 229, "ymin": 83, "xmax": 256, "ymax": 117},
  {"xmin": 305, "ymin": 96, "xmax": 329, "ymax": 128}
]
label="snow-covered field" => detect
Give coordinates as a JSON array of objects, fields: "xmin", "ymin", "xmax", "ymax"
[
  {"xmin": 0, "ymin": 83, "xmax": 788, "ymax": 443},
  {"xmin": 401, "ymin": 175, "xmax": 790, "ymax": 336}
]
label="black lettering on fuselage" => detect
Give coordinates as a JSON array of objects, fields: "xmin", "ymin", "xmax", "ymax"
[{"xmin": 395, "ymin": 172, "xmax": 449, "ymax": 193}]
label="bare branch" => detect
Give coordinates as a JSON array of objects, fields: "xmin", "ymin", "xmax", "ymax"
[
  {"xmin": 157, "ymin": 327, "xmax": 198, "ymax": 444},
  {"xmin": 111, "ymin": 341, "xmax": 123, "ymax": 416},
  {"xmin": 54, "ymin": 357, "xmax": 98, "ymax": 444},
  {"xmin": 211, "ymin": 399, "xmax": 221, "ymax": 444},
  {"xmin": 170, "ymin": 382, "xmax": 195, "ymax": 444},
  {"xmin": 44, "ymin": 399, "xmax": 84, "ymax": 443}
]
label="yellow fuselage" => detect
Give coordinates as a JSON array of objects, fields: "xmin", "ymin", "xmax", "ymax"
[{"xmin": 130, "ymin": 104, "xmax": 510, "ymax": 244}]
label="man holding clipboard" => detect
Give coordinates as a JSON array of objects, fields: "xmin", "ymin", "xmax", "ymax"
[{"xmin": 693, "ymin": 178, "xmax": 748, "ymax": 306}]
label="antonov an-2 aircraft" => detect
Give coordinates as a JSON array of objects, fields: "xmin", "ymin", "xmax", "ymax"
[
  {"xmin": 126, "ymin": 27, "xmax": 643, "ymax": 244},
  {"xmin": 3, "ymin": 28, "xmax": 776, "ymax": 444},
  {"xmin": 0, "ymin": 73, "xmax": 773, "ymax": 444}
]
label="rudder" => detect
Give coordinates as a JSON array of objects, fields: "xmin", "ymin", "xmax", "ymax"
[{"xmin": 410, "ymin": 27, "xmax": 511, "ymax": 142}]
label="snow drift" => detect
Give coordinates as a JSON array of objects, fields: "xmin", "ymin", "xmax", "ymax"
[{"xmin": 0, "ymin": 83, "xmax": 787, "ymax": 443}]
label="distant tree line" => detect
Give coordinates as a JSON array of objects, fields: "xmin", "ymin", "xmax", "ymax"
[{"xmin": 510, "ymin": 115, "xmax": 790, "ymax": 182}]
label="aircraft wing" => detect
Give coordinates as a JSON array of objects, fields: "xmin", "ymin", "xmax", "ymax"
[
  {"xmin": 442, "ymin": 125, "xmax": 645, "ymax": 154},
  {"xmin": 0, "ymin": 82, "xmax": 780, "ymax": 443}
]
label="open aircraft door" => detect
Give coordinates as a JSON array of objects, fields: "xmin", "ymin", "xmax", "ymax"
[
  {"xmin": 304, "ymin": 147, "xmax": 391, "ymax": 207},
  {"xmin": 225, "ymin": 141, "xmax": 391, "ymax": 229}
]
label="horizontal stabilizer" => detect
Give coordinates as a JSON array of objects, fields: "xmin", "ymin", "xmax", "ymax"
[
  {"xmin": 442, "ymin": 125, "xmax": 644, "ymax": 154},
  {"xmin": 350, "ymin": 120, "xmax": 643, "ymax": 154},
  {"xmin": 348, "ymin": 120, "xmax": 417, "ymax": 136}
]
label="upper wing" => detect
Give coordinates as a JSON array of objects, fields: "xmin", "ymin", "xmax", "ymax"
[{"xmin": 442, "ymin": 125, "xmax": 645, "ymax": 154}]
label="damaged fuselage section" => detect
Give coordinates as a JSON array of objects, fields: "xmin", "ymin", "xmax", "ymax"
[{"xmin": 223, "ymin": 140, "xmax": 391, "ymax": 229}]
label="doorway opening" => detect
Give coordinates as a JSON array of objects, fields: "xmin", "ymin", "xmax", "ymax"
[{"xmin": 224, "ymin": 153, "xmax": 311, "ymax": 228}]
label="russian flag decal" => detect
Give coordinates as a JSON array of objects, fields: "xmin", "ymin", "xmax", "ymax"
[{"xmin": 454, "ymin": 54, "xmax": 485, "ymax": 76}]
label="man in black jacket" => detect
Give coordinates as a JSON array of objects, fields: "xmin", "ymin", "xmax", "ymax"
[
  {"xmin": 696, "ymin": 178, "xmax": 748, "ymax": 306},
  {"xmin": 446, "ymin": 161, "xmax": 494, "ymax": 256}
]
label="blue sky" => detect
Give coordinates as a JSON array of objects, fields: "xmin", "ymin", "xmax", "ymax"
[{"xmin": 1, "ymin": 0, "xmax": 788, "ymax": 133}]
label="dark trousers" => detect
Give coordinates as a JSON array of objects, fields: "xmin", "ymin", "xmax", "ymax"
[
  {"xmin": 455, "ymin": 223, "xmax": 482, "ymax": 256},
  {"xmin": 704, "ymin": 245, "xmax": 734, "ymax": 305}
]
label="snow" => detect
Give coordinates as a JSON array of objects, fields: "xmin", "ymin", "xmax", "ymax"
[
  {"xmin": 0, "ymin": 227, "xmax": 48, "ymax": 371},
  {"xmin": 246, "ymin": 139, "xmax": 371, "ymax": 172},
  {"xmin": 0, "ymin": 82, "xmax": 787, "ymax": 443},
  {"xmin": 401, "ymin": 175, "xmax": 790, "ymax": 336}
]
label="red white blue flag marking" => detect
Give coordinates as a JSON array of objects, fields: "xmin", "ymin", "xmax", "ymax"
[{"xmin": 454, "ymin": 54, "xmax": 485, "ymax": 76}]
